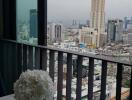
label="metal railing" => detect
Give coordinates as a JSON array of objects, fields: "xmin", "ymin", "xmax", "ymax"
[{"xmin": 0, "ymin": 39, "xmax": 132, "ymax": 100}]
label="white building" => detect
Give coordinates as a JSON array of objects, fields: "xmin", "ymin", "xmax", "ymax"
[
  {"xmin": 47, "ymin": 23, "xmax": 64, "ymax": 44},
  {"xmin": 127, "ymin": 33, "xmax": 132, "ymax": 45},
  {"xmin": 123, "ymin": 32, "xmax": 132, "ymax": 45},
  {"xmin": 79, "ymin": 27, "xmax": 98, "ymax": 48}
]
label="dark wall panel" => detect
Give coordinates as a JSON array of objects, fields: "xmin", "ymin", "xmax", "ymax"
[
  {"xmin": 0, "ymin": 0, "xmax": 3, "ymax": 38},
  {"xmin": 3, "ymin": 0, "xmax": 16, "ymax": 40}
]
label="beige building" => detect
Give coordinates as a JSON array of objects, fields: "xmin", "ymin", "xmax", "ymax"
[
  {"xmin": 79, "ymin": 27, "xmax": 98, "ymax": 48},
  {"xmin": 90, "ymin": 0, "xmax": 105, "ymax": 47}
]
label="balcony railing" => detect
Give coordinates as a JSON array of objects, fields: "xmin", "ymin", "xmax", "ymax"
[{"xmin": 0, "ymin": 39, "xmax": 132, "ymax": 100}]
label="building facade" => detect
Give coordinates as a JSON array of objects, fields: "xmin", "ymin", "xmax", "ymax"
[
  {"xmin": 90, "ymin": 0, "xmax": 105, "ymax": 47},
  {"xmin": 107, "ymin": 19, "xmax": 123, "ymax": 43},
  {"xmin": 127, "ymin": 33, "xmax": 132, "ymax": 45},
  {"xmin": 30, "ymin": 9, "xmax": 38, "ymax": 38},
  {"xmin": 79, "ymin": 27, "xmax": 98, "ymax": 48},
  {"xmin": 48, "ymin": 23, "xmax": 63, "ymax": 44},
  {"xmin": 124, "ymin": 17, "xmax": 132, "ymax": 30}
]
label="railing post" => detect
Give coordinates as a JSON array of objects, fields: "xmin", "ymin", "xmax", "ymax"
[
  {"xmin": 23, "ymin": 44, "xmax": 28, "ymax": 71},
  {"xmin": 66, "ymin": 53, "xmax": 72, "ymax": 100},
  {"xmin": 0, "ymin": 40, "xmax": 5, "ymax": 96},
  {"xmin": 41, "ymin": 48, "xmax": 47, "ymax": 70},
  {"xmin": 116, "ymin": 63, "xmax": 123, "ymax": 100},
  {"xmin": 76, "ymin": 55, "xmax": 83, "ymax": 100},
  {"xmin": 49, "ymin": 50, "xmax": 55, "ymax": 81},
  {"xmin": 57, "ymin": 52, "xmax": 63, "ymax": 100},
  {"xmin": 0, "ymin": 40, "xmax": 4, "ymax": 75},
  {"xmin": 35, "ymin": 47, "xmax": 40, "ymax": 69},
  {"xmin": 129, "ymin": 67, "xmax": 132, "ymax": 100},
  {"xmin": 100, "ymin": 60, "xmax": 107, "ymax": 100},
  {"xmin": 28, "ymin": 46, "xmax": 33, "ymax": 70},
  {"xmin": 88, "ymin": 57, "xmax": 94, "ymax": 100},
  {"xmin": 17, "ymin": 43, "xmax": 23, "ymax": 77}
]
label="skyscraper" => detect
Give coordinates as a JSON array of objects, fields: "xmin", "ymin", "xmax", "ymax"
[
  {"xmin": 107, "ymin": 19, "xmax": 123, "ymax": 43},
  {"xmin": 55, "ymin": 24, "xmax": 62, "ymax": 42},
  {"xmin": 124, "ymin": 17, "xmax": 132, "ymax": 30},
  {"xmin": 48, "ymin": 23, "xmax": 63, "ymax": 44},
  {"xmin": 30, "ymin": 9, "xmax": 37, "ymax": 38},
  {"xmin": 90, "ymin": 0, "xmax": 105, "ymax": 47}
]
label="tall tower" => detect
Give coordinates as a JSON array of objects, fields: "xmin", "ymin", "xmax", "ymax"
[
  {"xmin": 90, "ymin": 0, "xmax": 105, "ymax": 47},
  {"xmin": 49, "ymin": 23, "xmax": 63, "ymax": 44},
  {"xmin": 55, "ymin": 24, "xmax": 62, "ymax": 43},
  {"xmin": 30, "ymin": 9, "xmax": 38, "ymax": 38},
  {"xmin": 107, "ymin": 19, "xmax": 123, "ymax": 43}
]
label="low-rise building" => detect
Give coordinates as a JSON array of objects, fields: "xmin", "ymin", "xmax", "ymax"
[{"xmin": 79, "ymin": 27, "xmax": 98, "ymax": 48}]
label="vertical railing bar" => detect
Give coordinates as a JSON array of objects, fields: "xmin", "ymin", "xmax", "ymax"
[
  {"xmin": 0, "ymin": 72, "xmax": 5, "ymax": 96},
  {"xmin": 21, "ymin": 44, "xmax": 23, "ymax": 71},
  {"xmin": 88, "ymin": 57, "xmax": 94, "ymax": 100},
  {"xmin": 129, "ymin": 67, "xmax": 132, "ymax": 100},
  {"xmin": 17, "ymin": 43, "xmax": 23, "ymax": 77},
  {"xmin": 57, "ymin": 51, "xmax": 63, "ymax": 100},
  {"xmin": 116, "ymin": 63, "xmax": 123, "ymax": 100},
  {"xmin": 11, "ymin": 42, "xmax": 18, "ymax": 83},
  {"xmin": 100, "ymin": 60, "xmax": 107, "ymax": 100},
  {"xmin": 0, "ymin": 40, "xmax": 5, "ymax": 96},
  {"xmin": 28, "ymin": 46, "xmax": 33, "ymax": 70},
  {"xmin": 6, "ymin": 42, "xmax": 11, "ymax": 92},
  {"xmin": 66, "ymin": 53, "xmax": 72, "ymax": 100},
  {"xmin": 41, "ymin": 48, "xmax": 47, "ymax": 70},
  {"xmin": 49, "ymin": 50, "xmax": 55, "ymax": 82},
  {"xmin": 7, "ymin": 42, "xmax": 16, "ymax": 94},
  {"xmin": 3, "ymin": 41, "xmax": 8, "ymax": 94},
  {"xmin": 35, "ymin": 47, "xmax": 40, "ymax": 69},
  {"xmin": 76, "ymin": 55, "xmax": 83, "ymax": 100},
  {"xmin": 23, "ymin": 44, "xmax": 28, "ymax": 71}
]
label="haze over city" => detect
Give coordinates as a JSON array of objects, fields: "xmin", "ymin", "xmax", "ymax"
[
  {"xmin": 17, "ymin": 0, "xmax": 132, "ymax": 24},
  {"xmin": 48, "ymin": 0, "xmax": 132, "ymax": 20}
]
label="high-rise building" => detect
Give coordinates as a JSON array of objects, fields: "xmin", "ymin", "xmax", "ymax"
[
  {"xmin": 48, "ymin": 23, "xmax": 63, "ymax": 44},
  {"xmin": 30, "ymin": 9, "xmax": 37, "ymax": 38},
  {"xmin": 90, "ymin": 0, "xmax": 105, "ymax": 47},
  {"xmin": 107, "ymin": 19, "xmax": 123, "ymax": 43},
  {"xmin": 124, "ymin": 17, "xmax": 132, "ymax": 30},
  {"xmin": 55, "ymin": 24, "xmax": 62, "ymax": 42}
]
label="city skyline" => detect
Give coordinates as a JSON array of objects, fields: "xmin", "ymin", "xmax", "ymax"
[{"xmin": 17, "ymin": 0, "xmax": 132, "ymax": 23}]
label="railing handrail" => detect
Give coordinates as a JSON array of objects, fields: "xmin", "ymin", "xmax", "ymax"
[{"xmin": 1, "ymin": 39, "xmax": 132, "ymax": 66}]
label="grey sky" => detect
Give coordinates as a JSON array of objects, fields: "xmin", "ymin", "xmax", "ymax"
[
  {"xmin": 48, "ymin": 0, "xmax": 132, "ymax": 20},
  {"xmin": 17, "ymin": 0, "xmax": 132, "ymax": 23}
]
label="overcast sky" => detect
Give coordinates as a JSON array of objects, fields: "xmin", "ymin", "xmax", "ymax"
[
  {"xmin": 48, "ymin": 0, "xmax": 132, "ymax": 20},
  {"xmin": 17, "ymin": 0, "xmax": 132, "ymax": 23}
]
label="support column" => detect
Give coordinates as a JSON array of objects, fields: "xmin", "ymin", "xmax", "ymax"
[
  {"xmin": 38, "ymin": 0, "xmax": 47, "ymax": 46},
  {"xmin": 3, "ymin": 0, "xmax": 16, "ymax": 40}
]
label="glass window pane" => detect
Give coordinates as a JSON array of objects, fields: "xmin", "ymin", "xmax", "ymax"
[{"xmin": 17, "ymin": 0, "xmax": 38, "ymax": 45}]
